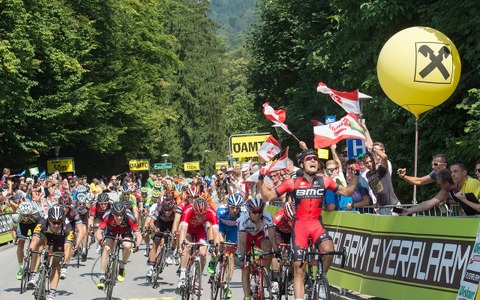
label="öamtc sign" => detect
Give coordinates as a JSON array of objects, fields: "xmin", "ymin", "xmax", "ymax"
[{"xmin": 229, "ymin": 133, "xmax": 269, "ymax": 159}]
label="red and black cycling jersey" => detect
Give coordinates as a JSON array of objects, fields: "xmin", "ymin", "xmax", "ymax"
[
  {"xmin": 273, "ymin": 208, "xmax": 292, "ymax": 234},
  {"xmin": 175, "ymin": 199, "xmax": 189, "ymax": 215},
  {"xmin": 275, "ymin": 175, "xmax": 338, "ymax": 220},
  {"xmin": 89, "ymin": 201, "xmax": 110, "ymax": 219},
  {"xmin": 98, "ymin": 210, "xmax": 140, "ymax": 235}
]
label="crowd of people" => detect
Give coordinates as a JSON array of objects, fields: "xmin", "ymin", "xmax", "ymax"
[{"xmin": 2, "ymin": 134, "xmax": 479, "ymax": 300}]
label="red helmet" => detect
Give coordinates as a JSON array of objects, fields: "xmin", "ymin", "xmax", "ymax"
[
  {"xmin": 192, "ymin": 198, "xmax": 208, "ymax": 214},
  {"xmin": 284, "ymin": 202, "xmax": 295, "ymax": 221},
  {"xmin": 185, "ymin": 185, "xmax": 200, "ymax": 197}
]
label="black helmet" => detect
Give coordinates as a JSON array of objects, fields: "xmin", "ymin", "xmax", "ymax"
[
  {"xmin": 97, "ymin": 193, "xmax": 110, "ymax": 203},
  {"xmin": 111, "ymin": 201, "xmax": 126, "ymax": 216},
  {"xmin": 297, "ymin": 149, "xmax": 318, "ymax": 165},
  {"xmin": 48, "ymin": 204, "xmax": 65, "ymax": 222}
]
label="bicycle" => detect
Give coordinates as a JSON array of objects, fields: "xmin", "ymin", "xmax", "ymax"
[
  {"xmin": 209, "ymin": 241, "xmax": 237, "ymax": 300},
  {"xmin": 179, "ymin": 241, "xmax": 205, "ymax": 300},
  {"xmin": 31, "ymin": 248, "xmax": 64, "ymax": 300},
  {"xmin": 19, "ymin": 236, "xmax": 32, "ymax": 294},
  {"xmin": 244, "ymin": 241, "xmax": 276, "ymax": 300},
  {"xmin": 150, "ymin": 230, "xmax": 175, "ymax": 289},
  {"xmin": 301, "ymin": 240, "xmax": 347, "ymax": 300},
  {"xmin": 277, "ymin": 243, "xmax": 294, "ymax": 300},
  {"xmin": 103, "ymin": 233, "xmax": 126, "ymax": 300}
]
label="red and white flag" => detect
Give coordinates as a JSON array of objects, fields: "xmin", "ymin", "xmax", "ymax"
[
  {"xmin": 317, "ymin": 82, "xmax": 361, "ymax": 115},
  {"xmin": 245, "ymin": 147, "xmax": 289, "ymax": 183},
  {"xmin": 257, "ymin": 135, "xmax": 281, "ymax": 162},
  {"xmin": 314, "ymin": 113, "xmax": 366, "ymax": 149},
  {"xmin": 262, "ymin": 102, "xmax": 294, "ymax": 136}
]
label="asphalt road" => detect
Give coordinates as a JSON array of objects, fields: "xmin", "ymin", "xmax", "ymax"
[{"xmin": 0, "ymin": 241, "xmax": 247, "ymax": 300}]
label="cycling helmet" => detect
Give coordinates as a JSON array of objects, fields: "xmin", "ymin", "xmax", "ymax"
[
  {"xmin": 227, "ymin": 194, "xmax": 245, "ymax": 207},
  {"xmin": 120, "ymin": 186, "xmax": 131, "ymax": 194},
  {"xmin": 161, "ymin": 197, "xmax": 176, "ymax": 211},
  {"xmin": 246, "ymin": 197, "xmax": 265, "ymax": 213},
  {"xmin": 164, "ymin": 183, "xmax": 175, "ymax": 192},
  {"xmin": 185, "ymin": 185, "xmax": 200, "ymax": 197},
  {"xmin": 111, "ymin": 201, "xmax": 126, "ymax": 216},
  {"xmin": 140, "ymin": 187, "xmax": 149, "ymax": 195},
  {"xmin": 192, "ymin": 198, "xmax": 208, "ymax": 214},
  {"xmin": 77, "ymin": 193, "xmax": 88, "ymax": 204},
  {"xmin": 48, "ymin": 205, "xmax": 65, "ymax": 222},
  {"xmin": 153, "ymin": 182, "xmax": 162, "ymax": 190},
  {"xmin": 18, "ymin": 202, "xmax": 34, "ymax": 215},
  {"xmin": 151, "ymin": 190, "xmax": 161, "ymax": 199},
  {"xmin": 76, "ymin": 185, "xmax": 88, "ymax": 194},
  {"xmin": 58, "ymin": 194, "xmax": 73, "ymax": 206},
  {"xmin": 284, "ymin": 202, "xmax": 295, "ymax": 221},
  {"xmin": 97, "ymin": 193, "xmax": 110, "ymax": 203},
  {"xmin": 297, "ymin": 149, "xmax": 318, "ymax": 165}
]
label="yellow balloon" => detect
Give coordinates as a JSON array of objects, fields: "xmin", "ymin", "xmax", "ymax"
[{"xmin": 377, "ymin": 26, "xmax": 461, "ymax": 120}]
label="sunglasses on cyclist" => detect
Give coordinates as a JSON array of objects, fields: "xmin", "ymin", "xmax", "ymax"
[
  {"xmin": 50, "ymin": 220, "xmax": 63, "ymax": 225},
  {"xmin": 304, "ymin": 155, "xmax": 319, "ymax": 162},
  {"xmin": 250, "ymin": 210, "xmax": 263, "ymax": 215},
  {"xmin": 431, "ymin": 162, "xmax": 445, "ymax": 167}
]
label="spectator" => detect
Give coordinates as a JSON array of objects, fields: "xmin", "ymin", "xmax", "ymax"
[
  {"xmin": 1, "ymin": 168, "xmax": 11, "ymax": 182},
  {"xmin": 107, "ymin": 175, "xmax": 120, "ymax": 192},
  {"xmin": 0, "ymin": 195, "xmax": 16, "ymax": 214},
  {"xmin": 398, "ymin": 154, "xmax": 448, "ymax": 185},
  {"xmin": 363, "ymin": 145, "xmax": 400, "ymax": 215},
  {"xmin": 475, "ymin": 160, "xmax": 480, "ymax": 180},
  {"xmin": 345, "ymin": 158, "xmax": 373, "ymax": 213}
]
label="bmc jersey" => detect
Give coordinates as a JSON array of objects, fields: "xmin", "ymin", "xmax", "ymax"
[
  {"xmin": 237, "ymin": 211, "xmax": 274, "ymax": 236},
  {"xmin": 89, "ymin": 202, "xmax": 110, "ymax": 219},
  {"xmin": 98, "ymin": 210, "xmax": 140, "ymax": 235},
  {"xmin": 273, "ymin": 209, "xmax": 292, "ymax": 234},
  {"xmin": 275, "ymin": 176, "xmax": 338, "ymax": 220},
  {"xmin": 180, "ymin": 205, "xmax": 219, "ymax": 230}
]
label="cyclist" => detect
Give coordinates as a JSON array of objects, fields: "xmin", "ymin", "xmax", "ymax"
[
  {"xmin": 208, "ymin": 193, "xmax": 245, "ymax": 298},
  {"xmin": 95, "ymin": 201, "xmax": 142, "ymax": 289},
  {"xmin": 118, "ymin": 187, "xmax": 140, "ymax": 221},
  {"xmin": 13, "ymin": 201, "xmax": 42, "ymax": 280},
  {"xmin": 58, "ymin": 194, "xmax": 86, "ymax": 280},
  {"xmin": 27, "ymin": 205, "xmax": 75, "ymax": 300},
  {"xmin": 88, "ymin": 193, "xmax": 111, "ymax": 254},
  {"xmin": 145, "ymin": 196, "xmax": 176, "ymax": 277},
  {"xmin": 237, "ymin": 197, "xmax": 280, "ymax": 300},
  {"xmin": 176, "ymin": 197, "xmax": 220, "ymax": 290},
  {"xmin": 270, "ymin": 202, "xmax": 295, "ymax": 293},
  {"xmin": 258, "ymin": 148, "xmax": 359, "ymax": 300},
  {"xmin": 75, "ymin": 193, "xmax": 90, "ymax": 261}
]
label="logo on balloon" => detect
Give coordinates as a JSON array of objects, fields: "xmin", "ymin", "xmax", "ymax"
[
  {"xmin": 377, "ymin": 26, "xmax": 461, "ymax": 120},
  {"xmin": 415, "ymin": 43, "xmax": 453, "ymax": 83}
]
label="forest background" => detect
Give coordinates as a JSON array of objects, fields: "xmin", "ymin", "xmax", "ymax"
[{"xmin": 0, "ymin": 0, "xmax": 478, "ymax": 203}]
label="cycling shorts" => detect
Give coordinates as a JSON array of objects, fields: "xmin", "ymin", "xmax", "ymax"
[
  {"xmin": 291, "ymin": 219, "xmax": 332, "ymax": 261},
  {"xmin": 17, "ymin": 223, "xmax": 36, "ymax": 240},
  {"xmin": 245, "ymin": 230, "xmax": 268, "ymax": 253},
  {"xmin": 186, "ymin": 226, "xmax": 207, "ymax": 244}
]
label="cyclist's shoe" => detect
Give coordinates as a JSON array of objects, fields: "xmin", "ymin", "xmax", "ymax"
[
  {"xmin": 27, "ymin": 275, "xmax": 36, "ymax": 289},
  {"xmin": 117, "ymin": 268, "xmax": 126, "ymax": 282},
  {"xmin": 318, "ymin": 280, "xmax": 327, "ymax": 299},
  {"xmin": 177, "ymin": 278, "xmax": 186, "ymax": 289},
  {"xmin": 96, "ymin": 276, "xmax": 105, "ymax": 290},
  {"xmin": 96, "ymin": 244, "xmax": 102, "ymax": 254},
  {"xmin": 81, "ymin": 253, "xmax": 87, "ymax": 262},
  {"xmin": 144, "ymin": 245, "xmax": 150, "ymax": 257},
  {"xmin": 60, "ymin": 267, "xmax": 67, "ymax": 280},
  {"xmin": 174, "ymin": 254, "xmax": 180, "ymax": 265},
  {"xmin": 224, "ymin": 286, "xmax": 233, "ymax": 298},
  {"xmin": 16, "ymin": 267, "xmax": 23, "ymax": 280},
  {"xmin": 165, "ymin": 254, "xmax": 174, "ymax": 265},
  {"xmin": 46, "ymin": 292, "xmax": 55, "ymax": 300},
  {"xmin": 271, "ymin": 280, "xmax": 279, "ymax": 294},
  {"xmin": 146, "ymin": 267, "xmax": 153, "ymax": 278},
  {"xmin": 207, "ymin": 259, "xmax": 216, "ymax": 274}
]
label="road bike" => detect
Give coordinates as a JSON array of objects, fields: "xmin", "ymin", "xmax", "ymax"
[
  {"xmin": 150, "ymin": 230, "xmax": 175, "ymax": 289},
  {"xmin": 31, "ymin": 248, "xmax": 64, "ymax": 300},
  {"xmin": 277, "ymin": 243, "xmax": 294, "ymax": 300},
  {"xmin": 104, "ymin": 233, "xmax": 126, "ymax": 300},
  {"xmin": 179, "ymin": 241, "xmax": 205, "ymax": 300},
  {"xmin": 302, "ymin": 240, "xmax": 347, "ymax": 300},
  {"xmin": 245, "ymin": 241, "xmax": 276, "ymax": 300},
  {"xmin": 19, "ymin": 236, "xmax": 32, "ymax": 294},
  {"xmin": 209, "ymin": 241, "xmax": 237, "ymax": 300}
]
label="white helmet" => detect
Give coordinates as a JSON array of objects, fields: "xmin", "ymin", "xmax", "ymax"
[
  {"xmin": 18, "ymin": 202, "xmax": 34, "ymax": 215},
  {"xmin": 77, "ymin": 193, "xmax": 88, "ymax": 204}
]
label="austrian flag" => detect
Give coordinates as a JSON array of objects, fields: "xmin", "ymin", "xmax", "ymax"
[
  {"xmin": 314, "ymin": 113, "xmax": 366, "ymax": 149},
  {"xmin": 262, "ymin": 102, "xmax": 294, "ymax": 136},
  {"xmin": 257, "ymin": 135, "xmax": 281, "ymax": 162}
]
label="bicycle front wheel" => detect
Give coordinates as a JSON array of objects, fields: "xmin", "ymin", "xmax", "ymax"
[
  {"xmin": 315, "ymin": 274, "xmax": 331, "ymax": 300},
  {"xmin": 210, "ymin": 262, "xmax": 220, "ymax": 300},
  {"xmin": 219, "ymin": 257, "xmax": 231, "ymax": 300},
  {"xmin": 191, "ymin": 260, "xmax": 202, "ymax": 300},
  {"xmin": 105, "ymin": 255, "xmax": 118, "ymax": 300},
  {"xmin": 20, "ymin": 257, "xmax": 31, "ymax": 294},
  {"xmin": 34, "ymin": 267, "xmax": 47, "ymax": 300},
  {"xmin": 260, "ymin": 266, "xmax": 272, "ymax": 300}
]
